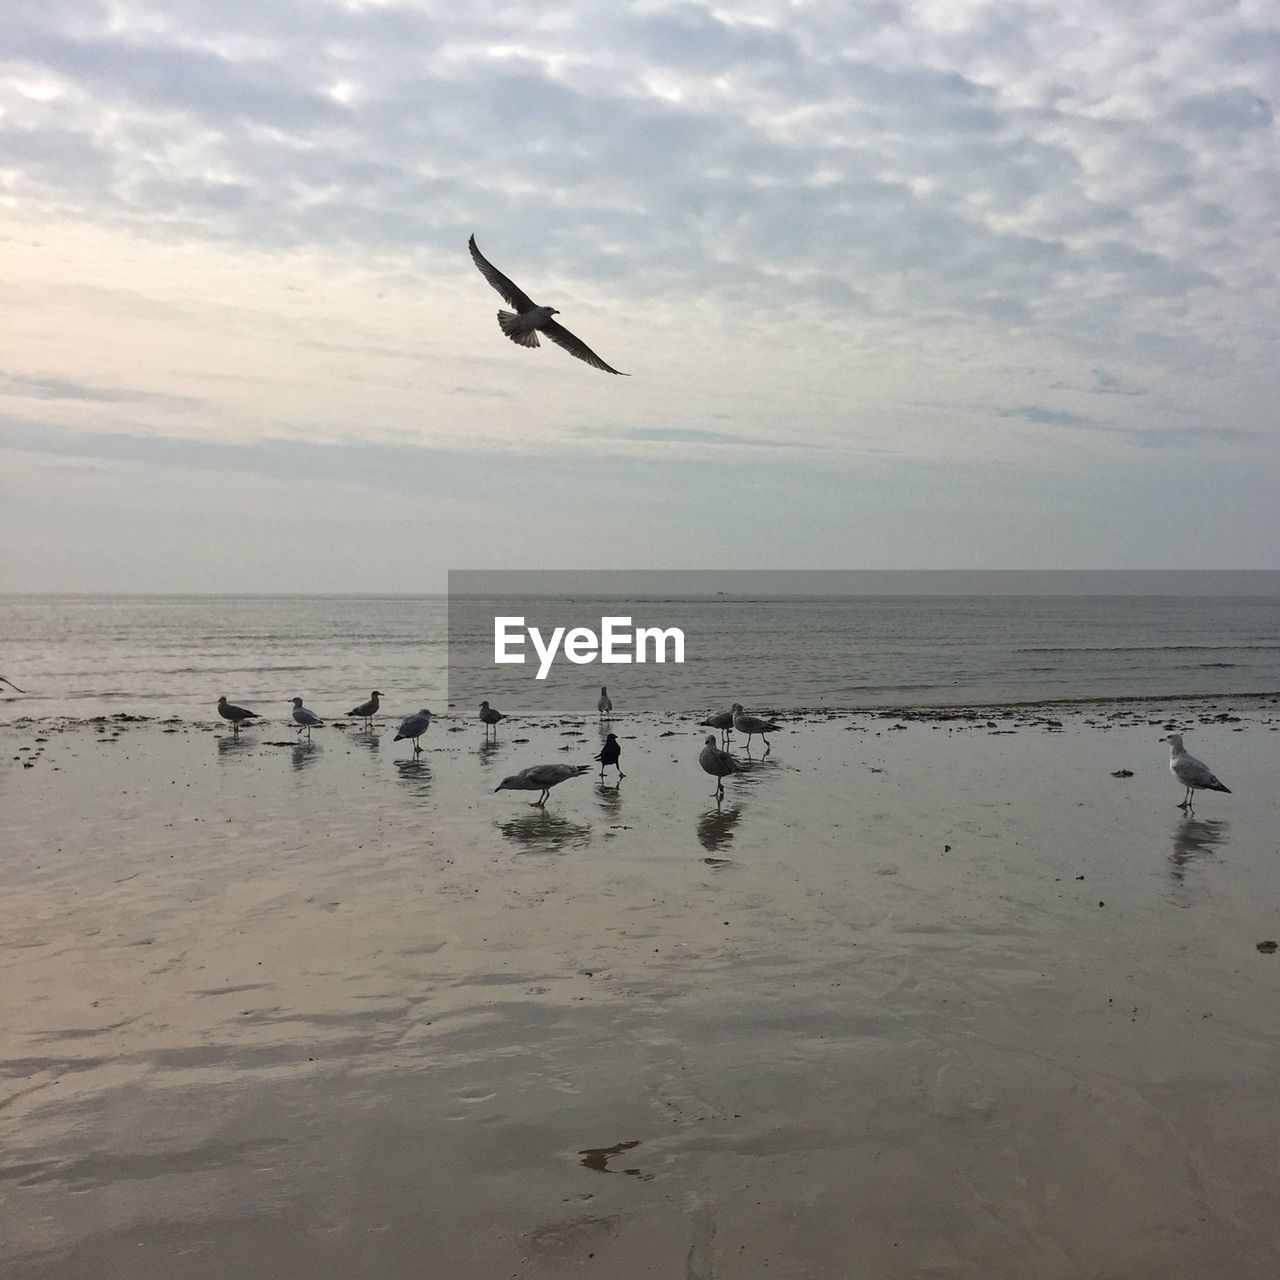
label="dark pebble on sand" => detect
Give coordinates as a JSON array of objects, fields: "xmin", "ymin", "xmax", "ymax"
[
  {"xmin": 1257, "ymin": 940, "xmax": 1278, "ymax": 954},
  {"xmin": 1111, "ymin": 769, "xmax": 1134, "ymax": 777}
]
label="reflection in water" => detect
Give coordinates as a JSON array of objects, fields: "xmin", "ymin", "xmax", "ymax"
[
  {"xmin": 393, "ymin": 757, "xmax": 432, "ymax": 799},
  {"xmin": 499, "ymin": 810, "xmax": 592, "ymax": 852},
  {"xmin": 291, "ymin": 741, "xmax": 321, "ymax": 772},
  {"xmin": 476, "ymin": 738, "xmax": 504, "ymax": 767},
  {"xmin": 347, "ymin": 728, "xmax": 382, "ymax": 756},
  {"xmin": 1169, "ymin": 815, "xmax": 1229, "ymax": 891},
  {"xmin": 698, "ymin": 805, "xmax": 741, "ymax": 852},
  {"xmin": 215, "ymin": 734, "xmax": 255, "ymax": 760},
  {"xmin": 735, "ymin": 754, "xmax": 782, "ymax": 788},
  {"xmin": 595, "ymin": 779, "xmax": 623, "ymax": 817}
]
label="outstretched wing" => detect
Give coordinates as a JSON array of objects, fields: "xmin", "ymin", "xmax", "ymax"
[
  {"xmin": 468, "ymin": 235, "xmax": 537, "ymax": 313},
  {"xmin": 542, "ymin": 319, "xmax": 629, "ymax": 375}
]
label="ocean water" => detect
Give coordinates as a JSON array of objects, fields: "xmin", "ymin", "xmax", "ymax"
[{"xmin": 2, "ymin": 593, "xmax": 1278, "ymax": 723}]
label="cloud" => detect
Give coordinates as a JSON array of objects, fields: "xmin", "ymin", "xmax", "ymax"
[
  {"xmin": 0, "ymin": 370, "xmax": 200, "ymax": 408},
  {"xmin": 1, "ymin": 0, "xmax": 1277, "ymax": 582},
  {"xmin": 999, "ymin": 404, "xmax": 1256, "ymax": 448}
]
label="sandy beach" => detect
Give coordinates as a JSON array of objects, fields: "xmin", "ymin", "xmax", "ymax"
[{"xmin": 3, "ymin": 697, "xmax": 1279, "ymax": 1278}]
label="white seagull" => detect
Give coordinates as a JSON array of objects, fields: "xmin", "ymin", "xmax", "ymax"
[
  {"xmin": 699, "ymin": 734, "xmax": 741, "ymax": 802},
  {"xmin": 495, "ymin": 763, "xmax": 591, "ymax": 807},
  {"xmin": 290, "ymin": 697, "xmax": 323, "ymax": 739},
  {"xmin": 732, "ymin": 703, "xmax": 780, "ymax": 751},
  {"xmin": 394, "ymin": 709, "xmax": 434, "ymax": 754},
  {"xmin": 468, "ymin": 235, "xmax": 629, "ymax": 376},
  {"xmin": 1163, "ymin": 734, "xmax": 1231, "ymax": 810},
  {"xmin": 598, "ymin": 686, "xmax": 613, "ymax": 720}
]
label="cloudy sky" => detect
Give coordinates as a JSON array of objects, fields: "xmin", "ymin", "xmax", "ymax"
[{"xmin": 2, "ymin": 0, "xmax": 1277, "ymax": 591}]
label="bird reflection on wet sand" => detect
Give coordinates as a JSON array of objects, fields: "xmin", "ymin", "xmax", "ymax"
[
  {"xmin": 393, "ymin": 757, "xmax": 432, "ymax": 798},
  {"xmin": 499, "ymin": 810, "xmax": 592, "ymax": 852},
  {"xmin": 347, "ymin": 728, "xmax": 382, "ymax": 756},
  {"xmin": 216, "ymin": 733, "xmax": 255, "ymax": 760},
  {"xmin": 595, "ymin": 779, "xmax": 623, "ymax": 817},
  {"xmin": 698, "ymin": 804, "xmax": 741, "ymax": 853},
  {"xmin": 1169, "ymin": 814, "xmax": 1229, "ymax": 893},
  {"xmin": 290, "ymin": 741, "xmax": 321, "ymax": 772}
]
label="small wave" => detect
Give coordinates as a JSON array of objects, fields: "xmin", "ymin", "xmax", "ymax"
[{"xmin": 1015, "ymin": 644, "xmax": 1279, "ymax": 654}]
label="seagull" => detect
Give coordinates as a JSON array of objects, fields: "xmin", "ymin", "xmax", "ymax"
[
  {"xmin": 347, "ymin": 691, "xmax": 383, "ymax": 728},
  {"xmin": 700, "ymin": 707, "xmax": 736, "ymax": 744},
  {"xmin": 1163, "ymin": 734, "xmax": 1231, "ymax": 811},
  {"xmin": 699, "ymin": 734, "xmax": 741, "ymax": 801},
  {"xmin": 598, "ymin": 686, "xmax": 613, "ymax": 720},
  {"xmin": 394, "ymin": 709, "xmax": 434, "ymax": 754},
  {"xmin": 1, "ymin": 676, "xmax": 28, "ymax": 693},
  {"xmin": 217, "ymin": 695, "xmax": 260, "ymax": 732},
  {"xmin": 479, "ymin": 700, "xmax": 506, "ymax": 738},
  {"xmin": 595, "ymin": 732, "xmax": 625, "ymax": 780},
  {"xmin": 495, "ymin": 762, "xmax": 591, "ymax": 806},
  {"xmin": 290, "ymin": 697, "xmax": 323, "ymax": 739},
  {"xmin": 468, "ymin": 234, "xmax": 629, "ymax": 375},
  {"xmin": 732, "ymin": 703, "xmax": 780, "ymax": 752}
]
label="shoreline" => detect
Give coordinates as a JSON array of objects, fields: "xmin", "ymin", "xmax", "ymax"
[
  {"xmin": 3, "ymin": 704, "xmax": 1279, "ymax": 1276},
  {"xmin": 3, "ymin": 686, "xmax": 1278, "ymax": 731}
]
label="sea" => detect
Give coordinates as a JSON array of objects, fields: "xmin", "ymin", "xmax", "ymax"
[{"xmin": 2, "ymin": 592, "xmax": 1279, "ymax": 722}]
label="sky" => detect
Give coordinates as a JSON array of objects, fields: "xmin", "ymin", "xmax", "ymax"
[{"xmin": 2, "ymin": 0, "xmax": 1277, "ymax": 592}]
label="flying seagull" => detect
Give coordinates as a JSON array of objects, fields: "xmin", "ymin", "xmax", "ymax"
[
  {"xmin": 290, "ymin": 697, "xmax": 323, "ymax": 739},
  {"xmin": 468, "ymin": 234, "xmax": 629, "ymax": 376},
  {"xmin": 347, "ymin": 690, "xmax": 383, "ymax": 728},
  {"xmin": 394, "ymin": 709, "xmax": 434, "ymax": 754},
  {"xmin": 595, "ymin": 732, "xmax": 624, "ymax": 780},
  {"xmin": 495, "ymin": 762, "xmax": 591, "ymax": 806},
  {"xmin": 1163, "ymin": 733, "xmax": 1231, "ymax": 811},
  {"xmin": 217, "ymin": 695, "xmax": 260, "ymax": 732}
]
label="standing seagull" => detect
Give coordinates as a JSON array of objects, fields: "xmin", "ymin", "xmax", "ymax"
[
  {"xmin": 1163, "ymin": 734, "xmax": 1231, "ymax": 811},
  {"xmin": 479, "ymin": 700, "xmax": 506, "ymax": 738},
  {"xmin": 595, "ymin": 732, "xmax": 625, "ymax": 780},
  {"xmin": 598, "ymin": 686, "xmax": 613, "ymax": 720},
  {"xmin": 732, "ymin": 703, "xmax": 780, "ymax": 752},
  {"xmin": 1, "ymin": 676, "xmax": 28, "ymax": 693},
  {"xmin": 290, "ymin": 697, "xmax": 324, "ymax": 739},
  {"xmin": 699, "ymin": 734, "xmax": 741, "ymax": 802},
  {"xmin": 217, "ymin": 695, "xmax": 260, "ymax": 732},
  {"xmin": 468, "ymin": 235, "xmax": 629, "ymax": 376},
  {"xmin": 347, "ymin": 691, "xmax": 383, "ymax": 728},
  {"xmin": 495, "ymin": 762, "xmax": 591, "ymax": 806},
  {"xmin": 394, "ymin": 709, "xmax": 434, "ymax": 754},
  {"xmin": 700, "ymin": 707, "xmax": 736, "ymax": 744}
]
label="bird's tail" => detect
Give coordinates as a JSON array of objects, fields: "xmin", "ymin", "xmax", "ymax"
[
  {"xmin": 1206, "ymin": 778, "xmax": 1231, "ymax": 793},
  {"xmin": 497, "ymin": 311, "xmax": 539, "ymax": 347}
]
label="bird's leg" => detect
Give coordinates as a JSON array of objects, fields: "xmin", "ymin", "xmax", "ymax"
[{"xmin": 616, "ymin": 767, "xmax": 625, "ymax": 779}]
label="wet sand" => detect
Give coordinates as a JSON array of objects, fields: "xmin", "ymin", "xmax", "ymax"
[{"xmin": 3, "ymin": 698, "xmax": 1280, "ymax": 1278}]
